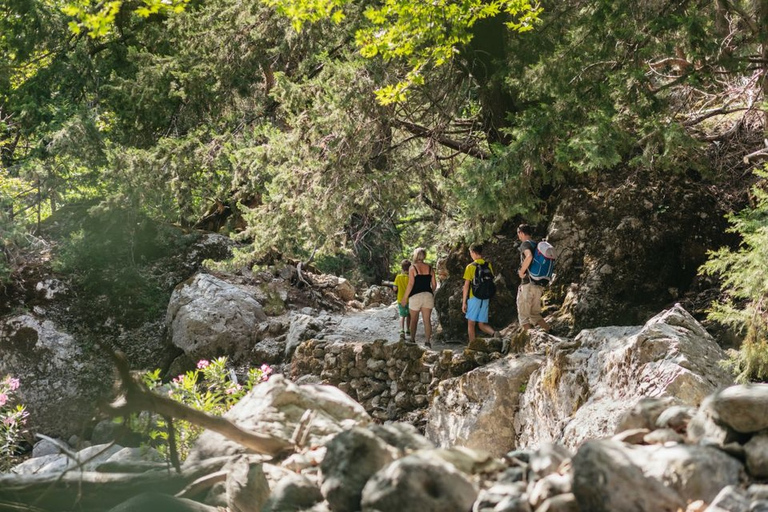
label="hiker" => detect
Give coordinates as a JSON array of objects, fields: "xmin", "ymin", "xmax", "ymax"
[
  {"xmin": 516, "ymin": 224, "xmax": 550, "ymax": 332},
  {"xmin": 400, "ymin": 247, "xmax": 436, "ymax": 347},
  {"xmin": 392, "ymin": 259, "xmax": 411, "ymax": 338},
  {"xmin": 462, "ymin": 244, "xmax": 500, "ymax": 343}
]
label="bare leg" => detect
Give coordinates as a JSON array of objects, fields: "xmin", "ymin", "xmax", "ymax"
[
  {"xmin": 537, "ymin": 319, "xmax": 550, "ymax": 332},
  {"xmin": 467, "ymin": 320, "xmax": 477, "ymax": 343},
  {"xmin": 478, "ymin": 322, "xmax": 495, "ymax": 336},
  {"xmin": 409, "ymin": 310, "xmax": 419, "ymax": 342},
  {"xmin": 421, "ymin": 308, "xmax": 432, "ymax": 345}
]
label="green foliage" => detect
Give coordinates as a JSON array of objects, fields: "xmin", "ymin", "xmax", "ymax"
[
  {"xmin": 701, "ymin": 168, "xmax": 768, "ymax": 382},
  {"xmin": 129, "ymin": 358, "xmax": 271, "ymax": 461},
  {"xmin": 51, "ymin": 202, "xmax": 194, "ymax": 326},
  {"xmin": 262, "ymin": 0, "xmax": 542, "ymax": 103},
  {"xmin": 0, "ymin": 376, "xmax": 29, "ymax": 472}
]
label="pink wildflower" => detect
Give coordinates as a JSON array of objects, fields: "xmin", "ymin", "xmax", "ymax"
[
  {"xmin": 197, "ymin": 360, "xmax": 210, "ymax": 369},
  {"xmin": 3, "ymin": 417, "xmax": 15, "ymax": 426},
  {"xmin": 6, "ymin": 377, "xmax": 19, "ymax": 391},
  {"xmin": 260, "ymin": 364, "xmax": 273, "ymax": 375},
  {"xmin": 225, "ymin": 384, "xmax": 243, "ymax": 395},
  {"xmin": 0, "ymin": 393, "xmax": 7, "ymax": 406}
]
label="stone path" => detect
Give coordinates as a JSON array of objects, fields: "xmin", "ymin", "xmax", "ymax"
[{"xmin": 327, "ymin": 303, "xmax": 461, "ymax": 351}]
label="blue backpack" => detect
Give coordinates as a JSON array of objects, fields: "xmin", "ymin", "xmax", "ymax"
[{"xmin": 528, "ymin": 240, "xmax": 556, "ymax": 284}]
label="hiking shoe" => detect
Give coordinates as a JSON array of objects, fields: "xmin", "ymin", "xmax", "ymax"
[{"xmin": 405, "ymin": 330, "xmax": 411, "ymax": 336}]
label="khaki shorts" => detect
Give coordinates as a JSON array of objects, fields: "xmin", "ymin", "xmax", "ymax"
[
  {"xmin": 409, "ymin": 292, "xmax": 434, "ymax": 311},
  {"xmin": 517, "ymin": 283, "xmax": 544, "ymax": 326}
]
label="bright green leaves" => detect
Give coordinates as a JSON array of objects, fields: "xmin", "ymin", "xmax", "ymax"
[
  {"xmin": 62, "ymin": 0, "xmax": 190, "ymax": 37},
  {"xmin": 701, "ymin": 167, "xmax": 768, "ymax": 382},
  {"xmin": 262, "ymin": 0, "xmax": 542, "ymax": 103},
  {"xmin": 260, "ymin": 0, "xmax": 348, "ymax": 31}
]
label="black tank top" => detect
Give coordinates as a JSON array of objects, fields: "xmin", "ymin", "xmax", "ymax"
[{"xmin": 409, "ymin": 264, "xmax": 433, "ymax": 296}]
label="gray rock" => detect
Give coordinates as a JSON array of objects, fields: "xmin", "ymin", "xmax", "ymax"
[
  {"xmin": 655, "ymin": 405, "xmax": 695, "ymax": 432},
  {"xmin": 705, "ymin": 485, "xmax": 750, "ymax": 512},
  {"xmin": 360, "ymin": 454, "xmax": 478, "ymax": 512},
  {"xmin": 186, "ymin": 375, "xmax": 369, "ymax": 465},
  {"xmin": 536, "ymin": 493, "xmax": 579, "ymax": 512},
  {"xmin": 225, "ymin": 456, "xmax": 269, "ymax": 512},
  {"xmin": 368, "ymin": 423, "xmax": 434, "ymax": 454},
  {"xmin": 107, "ymin": 492, "xmax": 218, "ymax": 512},
  {"xmin": 166, "ymin": 273, "xmax": 267, "ymax": 360},
  {"xmin": 426, "ymin": 355, "xmax": 543, "ymax": 456},
  {"xmin": 320, "ymin": 428, "xmax": 396, "ymax": 512},
  {"xmin": 262, "ymin": 472, "xmax": 324, "ymax": 512},
  {"xmin": 572, "ymin": 439, "xmax": 744, "ymax": 512},
  {"xmin": 708, "ymin": 384, "xmax": 768, "ymax": 434},
  {"xmin": 32, "ymin": 438, "xmax": 64, "ymax": 458},
  {"xmin": 0, "ymin": 314, "xmax": 110, "ymax": 438},
  {"xmin": 517, "ymin": 305, "xmax": 733, "ymax": 450},
  {"xmin": 746, "ymin": 434, "xmax": 768, "ymax": 479}
]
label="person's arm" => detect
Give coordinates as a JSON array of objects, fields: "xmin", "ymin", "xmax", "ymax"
[
  {"xmin": 518, "ymin": 245, "xmax": 533, "ymax": 279},
  {"xmin": 400, "ymin": 267, "xmax": 416, "ymax": 306},
  {"xmin": 430, "ymin": 266, "xmax": 437, "ymax": 291},
  {"xmin": 462, "ymin": 279, "xmax": 470, "ymax": 313}
]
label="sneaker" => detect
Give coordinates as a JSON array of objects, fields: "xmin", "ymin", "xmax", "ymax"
[{"xmin": 405, "ymin": 330, "xmax": 411, "ymax": 336}]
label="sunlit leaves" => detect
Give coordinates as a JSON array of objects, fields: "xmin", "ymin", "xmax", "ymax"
[
  {"xmin": 262, "ymin": 0, "xmax": 542, "ymax": 103},
  {"xmin": 62, "ymin": 0, "xmax": 190, "ymax": 37}
]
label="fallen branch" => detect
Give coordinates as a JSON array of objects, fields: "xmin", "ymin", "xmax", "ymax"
[{"xmin": 104, "ymin": 352, "xmax": 294, "ymax": 459}]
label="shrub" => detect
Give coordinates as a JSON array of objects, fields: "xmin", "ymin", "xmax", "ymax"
[
  {"xmin": 701, "ymin": 167, "xmax": 768, "ymax": 382},
  {"xmin": 131, "ymin": 358, "xmax": 271, "ymax": 462},
  {"xmin": 0, "ymin": 376, "xmax": 29, "ymax": 471}
]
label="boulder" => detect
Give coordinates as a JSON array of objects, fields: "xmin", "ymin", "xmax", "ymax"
[
  {"xmin": 185, "ymin": 375, "xmax": 370, "ymax": 464},
  {"xmin": 360, "ymin": 454, "xmax": 478, "ymax": 512},
  {"xmin": 319, "ymin": 428, "xmax": 396, "ymax": 512},
  {"xmin": 166, "ymin": 273, "xmax": 268, "ymax": 360},
  {"xmin": 572, "ymin": 439, "xmax": 744, "ymax": 511},
  {"xmin": 0, "ymin": 314, "xmax": 111, "ymax": 438},
  {"xmin": 515, "ymin": 305, "xmax": 732, "ymax": 449},
  {"xmin": 425, "ymin": 354, "xmax": 543, "ymax": 456}
]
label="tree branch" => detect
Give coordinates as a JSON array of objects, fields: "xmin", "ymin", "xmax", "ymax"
[{"xmin": 393, "ymin": 119, "xmax": 490, "ymax": 160}]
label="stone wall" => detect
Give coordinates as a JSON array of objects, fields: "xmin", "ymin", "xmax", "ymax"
[{"xmin": 290, "ymin": 338, "xmax": 505, "ymax": 421}]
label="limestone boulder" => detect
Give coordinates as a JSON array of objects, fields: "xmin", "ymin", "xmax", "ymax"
[
  {"xmin": 360, "ymin": 454, "xmax": 478, "ymax": 512},
  {"xmin": 166, "ymin": 273, "xmax": 268, "ymax": 360},
  {"xmin": 0, "ymin": 314, "xmax": 111, "ymax": 438},
  {"xmin": 515, "ymin": 305, "xmax": 732, "ymax": 449},
  {"xmin": 425, "ymin": 354, "xmax": 543, "ymax": 456},
  {"xmin": 572, "ymin": 440, "xmax": 744, "ymax": 511},
  {"xmin": 185, "ymin": 375, "xmax": 370, "ymax": 464}
]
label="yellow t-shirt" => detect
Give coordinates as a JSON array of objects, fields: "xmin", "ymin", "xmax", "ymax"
[
  {"xmin": 394, "ymin": 272, "xmax": 409, "ymax": 303},
  {"xmin": 463, "ymin": 259, "xmax": 493, "ymax": 299}
]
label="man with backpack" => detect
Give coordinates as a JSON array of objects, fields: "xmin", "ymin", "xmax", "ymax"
[
  {"xmin": 462, "ymin": 244, "xmax": 501, "ymax": 343},
  {"xmin": 517, "ymin": 224, "xmax": 550, "ymax": 333}
]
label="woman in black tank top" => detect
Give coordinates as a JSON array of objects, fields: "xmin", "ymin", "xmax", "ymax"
[{"xmin": 399, "ymin": 247, "xmax": 437, "ymax": 347}]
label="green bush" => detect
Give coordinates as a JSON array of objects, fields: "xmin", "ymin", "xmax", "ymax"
[
  {"xmin": 129, "ymin": 358, "xmax": 271, "ymax": 462},
  {"xmin": 701, "ymin": 168, "xmax": 768, "ymax": 383}
]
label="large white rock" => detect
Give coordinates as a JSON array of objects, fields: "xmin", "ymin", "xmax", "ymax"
[
  {"xmin": 0, "ymin": 314, "xmax": 109, "ymax": 438},
  {"xmin": 185, "ymin": 375, "xmax": 370, "ymax": 464},
  {"xmin": 166, "ymin": 273, "xmax": 268, "ymax": 359},
  {"xmin": 515, "ymin": 304, "xmax": 732, "ymax": 449},
  {"xmin": 425, "ymin": 355, "xmax": 544, "ymax": 456}
]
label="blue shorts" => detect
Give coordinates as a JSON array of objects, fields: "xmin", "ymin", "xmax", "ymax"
[{"xmin": 466, "ymin": 297, "xmax": 490, "ymax": 323}]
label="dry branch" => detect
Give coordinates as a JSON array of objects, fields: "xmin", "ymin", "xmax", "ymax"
[{"xmin": 104, "ymin": 351, "xmax": 294, "ymax": 459}]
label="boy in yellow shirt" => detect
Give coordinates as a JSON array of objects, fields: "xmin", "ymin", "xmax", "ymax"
[{"xmin": 393, "ymin": 260, "xmax": 411, "ymax": 337}]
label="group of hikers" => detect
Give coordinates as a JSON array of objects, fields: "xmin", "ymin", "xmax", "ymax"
[{"xmin": 391, "ymin": 224, "xmax": 551, "ymax": 346}]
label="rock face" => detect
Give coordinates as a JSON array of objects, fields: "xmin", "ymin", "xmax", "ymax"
[
  {"xmin": 166, "ymin": 273, "xmax": 268, "ymax": 360},
  {"xmin": 423, "ymin": 304, "xmax": 732, "ymax": 456},
  {"xmin": 515, "ymin": 304, "xmax": 732, "ymax": 450},
  {"xmin": 0, "ymin": 314, "xmax": 110, "ymax": 438},
  {"xmin": 185, "ymin": 374, "xmax": 370, "ymax": 464},
  {"xmin": 425, "ymin": 355, "xmax": 543, "ymax": 456}
]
